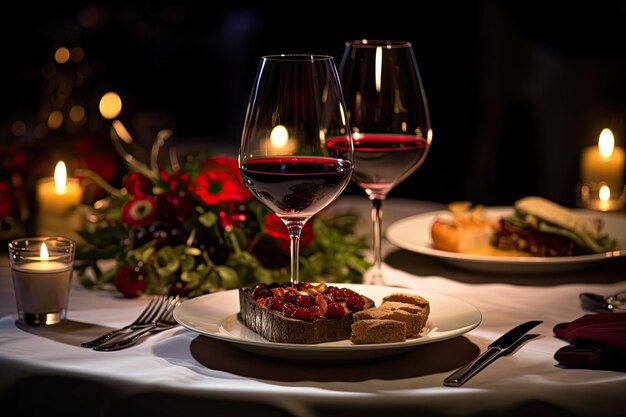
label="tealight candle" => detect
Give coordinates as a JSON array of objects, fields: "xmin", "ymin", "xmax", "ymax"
[
  {"xmin": 577, "ymin": 182, "xmax": 625, "ymax": 212},
  {"xmin": 36, "ymin": 161, "xmax": 84, "ymax": 241},
  {"xmin": 8, "ymin": 237, "xmax": 76, "ymax": 325},
  {"xmin": 580, "ymin": 128, "xmax": 625, "ymax": 193}
]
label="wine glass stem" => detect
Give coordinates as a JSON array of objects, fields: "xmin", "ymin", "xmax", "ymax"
[
  {"xmin": 287, "ymin": 224, "xmax": 303, "ymax": 286},
  {"xmin": 370, "ymin": 198, "xmax": 384, "ymax": 285}
]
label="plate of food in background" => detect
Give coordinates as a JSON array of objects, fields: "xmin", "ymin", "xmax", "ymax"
[{"xmin": 386, "ymin": 196, "xmax": 626, "ymax": 273}]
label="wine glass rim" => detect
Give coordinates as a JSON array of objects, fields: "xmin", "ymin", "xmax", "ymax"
[
  {"xmin": 262, "ymin": 54, "xmax": 334, "ymax": 61},
  {"xmin": 345, "ymin": 39, "xmax": 412, "ymax": 48}
]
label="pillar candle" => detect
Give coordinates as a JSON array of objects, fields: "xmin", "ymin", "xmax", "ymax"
[{"xmin": 36, "ymin": 161, "xmax": 84, "ymax": 241}]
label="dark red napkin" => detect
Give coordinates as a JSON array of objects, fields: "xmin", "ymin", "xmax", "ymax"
[{"xmin": 553, "ymin": 313, "xmax": 626, "ymax": 371}]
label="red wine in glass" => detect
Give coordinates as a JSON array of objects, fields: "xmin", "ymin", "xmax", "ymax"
[
  {"xmin": 327, "ymin": 134, "xmax": 428, "ymax": 198},
  {"xmin": 240, "ymin": 157, "xmax": 353, "ymax": 218}
]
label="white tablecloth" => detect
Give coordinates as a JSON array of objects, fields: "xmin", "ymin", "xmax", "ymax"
[{"xmin": 1, "ymin": 197, "xmax": 625, "ymax": 417}]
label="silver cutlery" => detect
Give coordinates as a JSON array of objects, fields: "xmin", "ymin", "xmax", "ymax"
[
  {"xmin": 80, "ymin": 295, "xmax": 175, "ymax": 348},
  {"xmin": 444, "ymin": 320, "xmax": 542, "ymax": 387},
  {"xmin": 93, "ymin": 296, "xmax": 180, "ymax": 351}
]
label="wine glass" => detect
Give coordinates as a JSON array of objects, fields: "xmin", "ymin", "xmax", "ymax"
[
  {"xmin": 339, "ymin": 40, "xmax": 432, "ymax": 285},
  {"xmin": 239, "ymin": 54, "xmax": 353, "ymax": 286}
]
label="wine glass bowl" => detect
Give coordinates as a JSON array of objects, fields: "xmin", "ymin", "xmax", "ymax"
[
  {"xmin": 339, "ymin": 39, "xmax": 432, "ymax": 284},
  {"xmin": 239, "ymin": 54, "xmax": 353, "ymax": 286}
]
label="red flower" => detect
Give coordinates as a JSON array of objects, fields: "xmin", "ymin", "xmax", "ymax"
[
  {"xmin": 114, "ymin": 264, "xmax": 147, "ymax": 298},
  {"xmin": 121, "ymin": 197, "xmax": 158, "ymax": 227},
  {"xmin": 123, "ymin": 172, "xmax": 153, "ymax": 197},
  {"xmin": 263, "ymin": 213, "xmax": 313, "ymax": 253},
  {"xmin": 160, "ymin": 169, "xmax": 192, "ymax": 195},
  {"xmin": 195, "ymin": 170, "xmax": 247, "ymax": 205},
  {"xmin": 192, "ymin": 156, "xmax": 251, "ymax": 205}
]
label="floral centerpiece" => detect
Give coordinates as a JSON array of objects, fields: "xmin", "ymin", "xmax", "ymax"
[{"xmin": 75, "ymin": 134, "xmax": 370, "ymax": 298}]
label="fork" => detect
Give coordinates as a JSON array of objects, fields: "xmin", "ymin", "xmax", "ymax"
[
  {"xmin": 93, "ymin": 296, "xmax": 181, "ymax": 352},
  {"xmin": 80, "ymin": 295, "xmax": 174, "ymax": 348}
]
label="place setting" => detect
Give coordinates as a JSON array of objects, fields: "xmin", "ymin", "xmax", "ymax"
[
  {"xmin": 175, "ymin": 43, "xmax": 471, "ymax": 364},
  {"xmin": 4, "ymin": 38, "xmax": 625, "ymax": 368},
  {"xmin": 1, "ymin": 40, "xmax": 487, "ymax": 367},
  {"xmin": 1, "ymin": 26, "xmax": 626, "ymax": 417}
]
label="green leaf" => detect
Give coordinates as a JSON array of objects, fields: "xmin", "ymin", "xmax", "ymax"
[
  {"xmin": 181, "ymin": 270, "xmax": 203, "ymax": 286},
  {"xmin": 154, "ymin": 246, "xmax": 181, "ymax": 278},
  {"xmin": 184, "ymin": 246, "xmax": 202, "ymax": 256},
  {"xmin": 180, "ymin": 253, "xmax": 196, "ymax": 272},
  {"xmin": 216, "ymin": 265, "xmax": 241, "ymax": 289},
  {"xmin": 198, "ymin": 211, "xmax": 218, "ymax": 227}
]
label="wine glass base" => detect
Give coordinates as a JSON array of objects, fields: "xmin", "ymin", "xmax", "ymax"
[{"xmin": 363, "ymin": 269, "xmax": 385, "ymax": 286}]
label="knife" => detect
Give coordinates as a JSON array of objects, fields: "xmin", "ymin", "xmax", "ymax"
[{"xmin": 443, "ymin": 320, "xmax": 542, "ymax": 387}]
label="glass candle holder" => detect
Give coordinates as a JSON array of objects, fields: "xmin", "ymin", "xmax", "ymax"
[
  {"xmin": 576, "ymin": 182, "xmax": 626, "ymax": 212},
  {"xmin": 7, "ymin": 237, "xmax": 76, "ymax": 325}
]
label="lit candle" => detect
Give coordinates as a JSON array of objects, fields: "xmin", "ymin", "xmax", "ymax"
[
  {"xmin": 18, "ymin": 243, "xmax": 70, "ymax": 271},
  {"xmin": 599, "ymin": 184, "xmax": 611, "ymax": 212},
  {"xmin": 263, "ymin": 124, "xmax": 296, "ymax": 155},
  {"xmin": 578, "ymin": 182, "xmax": 625, "ymax": 212},
  {"xmin": 10, "ymin": 241, "xmax": 74, "ymax": 324},
  {"xmin": 581, "ymin": 128, "xmax": 625, "ymax": 192},
  {"xmin": 36, "ymin": 161, "xmax": 84, "ymax": 240}
]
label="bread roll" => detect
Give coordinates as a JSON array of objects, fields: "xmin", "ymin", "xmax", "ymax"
[
  {"xmin": 350, "ymin": 319, "xmax": 407, "ymax": 344},
  {"xmin": 354, "ymin": 303, "xmax": 427, "ymax": 338},
  {"xmin": 430, "ymin": 202, "xmax": 522, "ymax": 256},
  {"xmin": 383, "ymin": 293, "xmax": 430, "ymax": 316}
]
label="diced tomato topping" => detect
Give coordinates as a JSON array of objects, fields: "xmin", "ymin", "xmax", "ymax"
[
  {"xmin": 315, "ymin": 293, "xmax": 328, "ymax": 315},
  {"xmin": 325, "ymin": 302, "xmax": 346, "ymax": 318},
  {"xmin": 283, "ymin": 291, "xmax": 298, "ymax": 304},
  {"xmin": 271, "ymin": 287, "xmax": 286, "ymax": 297},
  {"xmin": 296, "ymin": 294, "xmax": 313, "ymax": 307},
  {"xmin": 282, "ymin": 303, "xmax": 296, "ymax": 317},
  {"xmin": 251, "ymin": 282, "xmax": 364, "ymax": 323},
  {"xmin": 292, "ymin": 307, "xmax": 313, "ymax": 322},
  {"xmin": 341, "ymin": 288, "xmax": 358, "ymax": 298},
  {"xmin": 251, "ymin": 284, "xmax": 270, "ymax": 300},
  {"xmin": 309, "ymin": 305, "xmax": 324, "ymax": 318},
  {"xmin": 346, "ymin": 295, "xmax": 365, "ymax": 311},
  {"xmin": 326, "ymin": 286, "xmax": 341, "ymax": 299},
  {"xmin": 266, "ymin": 296, "xmax": 285, "ymax": 311}
]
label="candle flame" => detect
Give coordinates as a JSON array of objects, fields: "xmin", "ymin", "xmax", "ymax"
[
  {"xmin": 598, "ymin": 128, "xmax": 615, "ymax": 158},
  {"xmin": 375, "ymin": 46, "xmax": 382, "ymax": 93},
  {"xmin": 270, "ymin": 125, "xmax": 288, "ymax": 148},
  {"xmin": 40, "ymin": 242, "xmax": 49, "ymax": 261},
  {"xmin": 599, "ymin": 184, "xmax": 611, "ymax": 202},
  {"xmin": 54, "ymin": 161, "xmax": 67, "ymax": 194}
]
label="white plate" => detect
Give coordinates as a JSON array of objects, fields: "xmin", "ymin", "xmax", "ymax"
[
  {"xmin": 386, "ymin": 207, "xmax": 626, "ymax": 274},
  {"xmin": 173, "ymin": 284, "xmax": 482, "ymax": 363}
]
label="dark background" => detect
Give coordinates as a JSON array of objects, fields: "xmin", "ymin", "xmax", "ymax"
[{"xmin": 2, "ymin": 1, "xmax": 626, "ymax": 207}]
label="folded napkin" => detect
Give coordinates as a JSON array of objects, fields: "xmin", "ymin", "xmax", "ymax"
[{"xmin": 553, "ymin": 313, "xmax": 626, "ymax": 371}]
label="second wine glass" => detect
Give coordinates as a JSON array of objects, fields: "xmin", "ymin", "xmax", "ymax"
[
  {"xmin": 239, "ymin": 54, "xmax": 353, "ymax": 286},
  {"xmin": 339, "ymin": 40, "xmax": 432, "ymax": 285}
]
